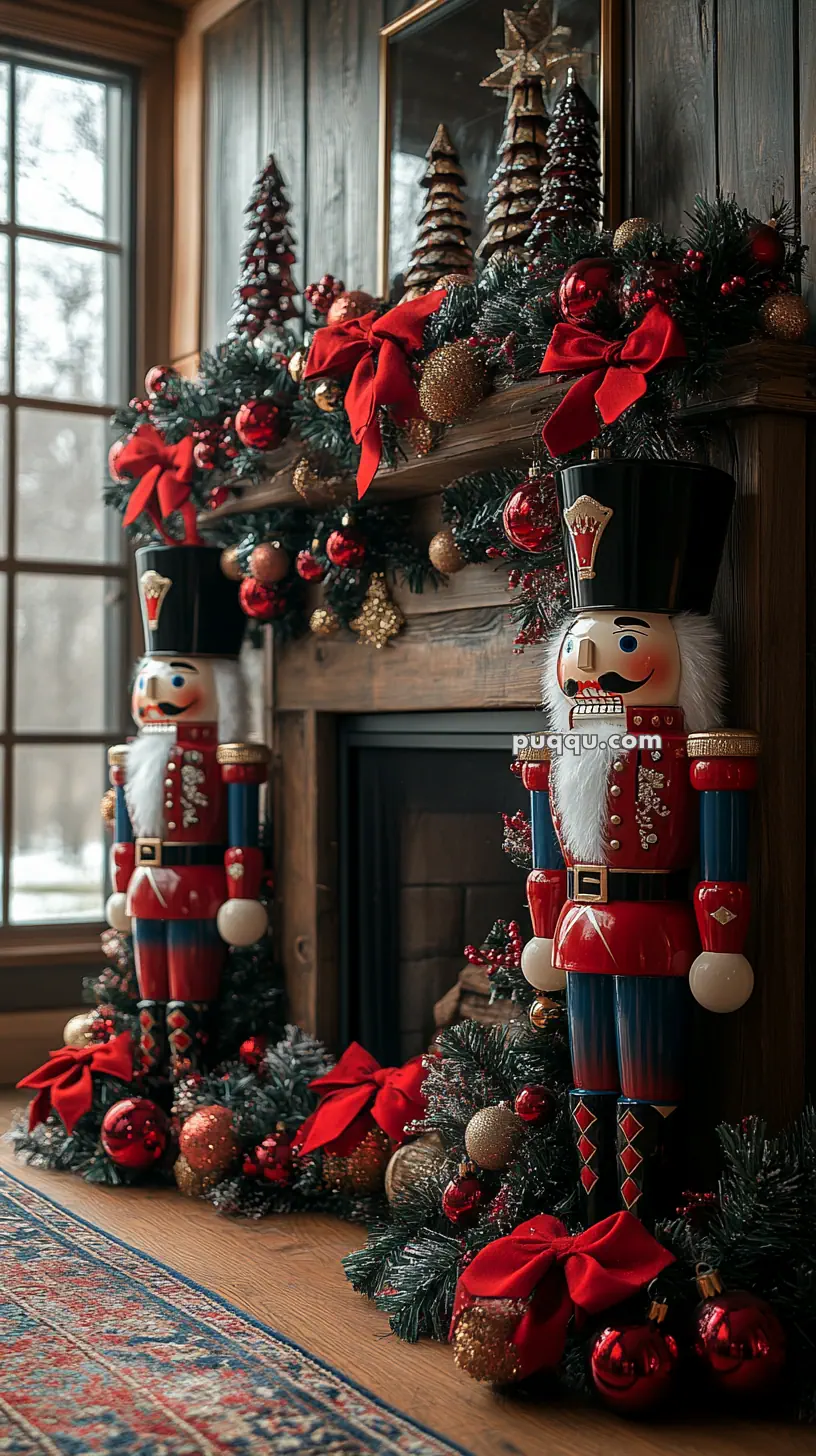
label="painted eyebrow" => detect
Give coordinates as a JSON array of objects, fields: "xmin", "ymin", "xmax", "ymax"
[
  {"xmin": 168, "ymin": 660, "xmax": 198, "ymax": 671},
  {"xmin": 613, "ymin": 616, "xmax": 650, "ymax": 629}
]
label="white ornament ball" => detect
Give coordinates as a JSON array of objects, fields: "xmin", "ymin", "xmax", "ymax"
[
  {"xmin": 689, "ymin": 951, "xmax": 754, "ymax": 1013},
  {"xmin": 105, "ymin": 892, "xmax": 131, "ymax": 932},
  {"xmin": 216, "ymin": 898, "xmax": 268, "ymax": 947},
  {"xmin": 521, "ymin": 936, "xmax": 566, "ymax": 992}
]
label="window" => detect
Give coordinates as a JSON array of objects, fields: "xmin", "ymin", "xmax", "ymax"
[{"xmin": 0, "ymin": 51, "xmax": 132, "ymax": 933}]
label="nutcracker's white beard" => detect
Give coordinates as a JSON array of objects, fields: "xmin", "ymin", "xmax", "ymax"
[
  {"xmin": 541, "ymin": 612, "xmax": 726, "ymax": 864},
  {"xmin": 124, "ymin": 657, "xmax": 249, "ymax": 838}
]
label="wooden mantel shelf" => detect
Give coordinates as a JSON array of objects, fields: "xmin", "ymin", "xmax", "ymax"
[{"xmin": 205, "ymin": 339, "xmax": 816, "ymax": 521}]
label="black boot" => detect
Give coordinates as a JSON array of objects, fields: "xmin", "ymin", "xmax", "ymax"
[
  {"xmin": 569, "ymin": 1089, "xmax": 618, "ymax": 1225},
  {"xmin": 166, "ymin": 1001, "xmax": 209, "ymax": 1075},
  {"xmin": 617, "ymin": 1099, "xmax": 681, "ymax": 1228},
  {"xmin": 137, "ymin": 1000, "xmax": 167, "ymax": 1074}
]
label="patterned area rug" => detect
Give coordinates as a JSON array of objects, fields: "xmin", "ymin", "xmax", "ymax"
[{"xmin": 0, "ymin": 1170, "xmax": 467, "ymax": 1455}]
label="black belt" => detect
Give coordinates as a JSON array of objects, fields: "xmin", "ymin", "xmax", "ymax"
[
  {"xmin": 566, "ymin": 866, "xmax": 688, "ymax": 904},
  {"xmin": 135, "ymin": 839, "xmax": 226, "ymax": 868}
]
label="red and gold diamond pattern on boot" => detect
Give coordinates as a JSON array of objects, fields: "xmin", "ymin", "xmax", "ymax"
[
  {"xmin": 572, "ymin": 1097, "xmax": 600, "ymax": 1194},
  {"xmin": 617, "ymin": 1105, "xmax": 645, "ymax": 1211},
  {"xmin": 138, "ymin": 1004, "xmax": 161, "ymax": 1073}
]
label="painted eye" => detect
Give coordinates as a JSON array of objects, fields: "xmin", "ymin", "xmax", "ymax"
[
  {"xmin": 618, "ymin": 634, "xmax": 639, "ymax": 653},
  {"xmin": 171, "ymin": 674, "xmax": 184, "ymax": 688},
  {"xmin": 137, "ymin": 677, "xmax": 145, "ymax": 690},
  {"xmin": 565, "ymin": 637, "xmax": 574, "ymax": 653}
]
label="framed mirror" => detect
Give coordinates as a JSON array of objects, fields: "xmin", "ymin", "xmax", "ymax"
[{"xmin": 378, "ymin": 0, "xmax": 621, "ymax": 299}]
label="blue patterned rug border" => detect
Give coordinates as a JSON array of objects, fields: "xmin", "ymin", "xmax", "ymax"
[{"xmin": 0, "ymin": 1166, "xmax": 471, "ymax": 1456}]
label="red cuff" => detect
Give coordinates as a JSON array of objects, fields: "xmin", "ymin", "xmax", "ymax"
[
  {"xmin": 690, "ymin": 758, "xmax": 758, "ymax": 791},
  {"xmin": 225, "ymin": 846, "xmax": 264, "ymax": 899},
  {"xmin": 527, "ymin": 868, "xmax": 568, "ymax": 937},
  {"xmin": 221, "ymin": 762, "xmax": 268, "ymax": 786},
  {"xmin": 694, "ymin": 881, "xmax": 750, "ymax": 952},
  {"xmin": 111, "ymin": 842, "xmax": 135, "ymax": 893},
  {"xmin": 521, "ymin": 761, "xmax": 551, "ymax": 792}
]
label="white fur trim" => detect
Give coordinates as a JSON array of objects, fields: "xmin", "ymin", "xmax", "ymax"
[
  {"xmin": 672, "ymin": 612, "xmax": 726, "ymax": 731},
  {"xmin": 212, "ymin": 658, "xmax": 248, "ymax": 741},
  {"xmin": 124, "ymin": 731, "xmax": 173, "ymax": 838}
]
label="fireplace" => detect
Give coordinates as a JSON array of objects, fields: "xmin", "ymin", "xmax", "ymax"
[{"xmin": 338, "ymin": 711, "xmax": 542, "ymax": 1065}]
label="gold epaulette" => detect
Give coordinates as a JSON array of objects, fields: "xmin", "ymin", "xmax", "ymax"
[
  {"xmin": 686, "ymin": 729, "xmax": 761, "ymax": 758},
  {"xmin": 107, "ymin": 744, "xmax": 129, "ymax": 767},
  {"xmin": 216, "ymin": 742, "xmax": 271, "ymax": 767},
  {"xmin": 514, "ymin": 744, "xmax": 551, "ymax": 763}
]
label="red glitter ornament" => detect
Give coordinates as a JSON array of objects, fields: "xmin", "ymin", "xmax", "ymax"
[
  {"xmin": 239, "ymin": 1034, "xmax": 268, "ymax": 1070},
  {"xmin": 502, "ymin": 473, "xmax": 558, "ymax": 553},
  {"xmin": 326, "ymin": 526, "xmax": 366, "ymax": 568},
  {"xmin": 243, "ymin": 1126, "xmax": 295, "ymax": 1185},
  {"xmin": 693, "ymin": 1268, "xmax": 786, "ymax": 1396},
  {"xmin": 239, "ymin": 577, "xmax": 286, "ymax": 621},
  {"xmin": 558, "ymin": 258, "xmax": 616, "ymax": 324},
  {"xmin": 100, "ymin": 1097, "xmax": 169, "ymax": 1172},
  {"xmin": 235, "ymin": 399, "xmax": 281, "ymax": 450},
  {"xmin": 513, "ymin": 1084, "xmax": 556, "ymax": 1126},
  {"xmin": 144, "ymin": 364, "xmax": 175, "ymax": 399},
  {"xmin": 747, "ymin": 221, "xmax": 785, "ymax": 270},
  {"xmin": 295, "ymin": 549, "xmax": 325, "ymax": 582},
  {"xmin": 442, "ymin": 1164, "xmax": 485, "ymax": 1227},
  {"xmin": 589, "ymin": 1321, "xmax": 679, "ymax": 1414}
]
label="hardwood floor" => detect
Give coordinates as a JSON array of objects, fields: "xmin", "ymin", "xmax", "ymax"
[{"xmin": 1, "ymin": 1089, "xmax": 814, "ymax": 1456}]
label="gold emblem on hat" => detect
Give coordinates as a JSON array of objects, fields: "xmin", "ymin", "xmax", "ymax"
[
  {"xmin": 140, "ymin": 570, "xmax": 172, "ymax": 632},
  {"xmin": 563, "ymin": 495, "xmax": 613, "ymax": 581}
]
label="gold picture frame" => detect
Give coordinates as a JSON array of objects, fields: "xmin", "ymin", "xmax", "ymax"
[{"xmin": 377, "ymin": 0, "xmax": 623, "ymax": 297}]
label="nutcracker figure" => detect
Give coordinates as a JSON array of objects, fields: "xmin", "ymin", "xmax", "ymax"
[
  {"xmin": 105, "ymin": 544, "xmax": 270, "ymax": 1075},
  {"xmin": 517, "ymin": 461, "xmax": 759, "ymax": 1225}
]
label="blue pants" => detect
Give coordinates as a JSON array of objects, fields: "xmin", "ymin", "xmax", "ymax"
[{"xmin": 566, "ymin": 972, "xmax": 690, "ymax": 1103}]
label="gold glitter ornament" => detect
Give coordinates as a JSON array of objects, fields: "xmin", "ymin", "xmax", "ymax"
[
  {"xmin": 529, "ymin": 994, "xmax": 559, "ymax": 1031},
  {"xmin": 452, "ymin": 1300, "xmax": 527, "ymax": 1383},
  {"xmin": 760, "ymin": 292, "xmax": 810, "ymax": 341},
  {"xmin": 350, "ymin": 572, "xmax": 405, "ymax": 649},
  {"xmin": 384, "ymin": 1131, "xmax": 446, "ymax": 1204},
  {"xmin": 173, "ymin": 1153, "xmax": 219, "ymax": 1198},
  {"xmin": 292, "ymin": 456, "xmax": 320, "ymax": 499},
  {"xmin": 428, "ymin": 526, "xmax": 465, "ymax": 574},
  {"xmin": 464, "ymin": 1104, "xmax": 522, "ymax": 1171},
  {"xmin": 322, "ymin": 1125, "xmax": 392, "ymax": 1195},
  {"xmin": 100, "ymin": 788, "xmax": 116, "ymax": 824},
  {"xmin": 309, "ymin": 604, "xmax": 341, "ymax": 637},
  {"xmin": 313, "ymin": 378, "xmax": 343, "ymax": 413},
  {"xmin": 178, "ymin": 1104, "xmax": 237, "ymax": 1176},
  {"xmin": 613, "ymin": 216, "xmax": 652, "ymax": 250},
  {"xmin": 63, "ymin": 1010, "xmax": 96, "ymax": 1048},
  {"xmin": 418, "ymin": 341, "xmax": 486, "ymax": 424},
  {"xmin": 220, "ymin": 546, "xmax": 244, "ymax": 581},
  {"xmin": 407, "ymin": 417, "xmax": 436, "ymax": 456}
]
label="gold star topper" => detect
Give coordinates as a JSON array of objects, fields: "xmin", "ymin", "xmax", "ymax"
[{"xmin": 481, "ymin": 1, "xmax": 575, "ymax": 91}]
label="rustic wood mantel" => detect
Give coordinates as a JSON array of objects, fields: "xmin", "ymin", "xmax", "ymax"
[{"xmin": 245, "ymin": 341, "xmax": 816, "ymax": 1140}]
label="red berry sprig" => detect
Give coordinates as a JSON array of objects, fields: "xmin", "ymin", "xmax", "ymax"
[
  {"xmin": 304, "ymin": 274, "xmax": 346, "ymax": 315},
  {"xmin": 464, "ymin": 918, "xmax": 523, "ymax": 972},
  {"xmin": 683, "ymin": 248, "xmax": 705, "ymax": 273},
  {"xmin": 720, "ymin": 274, "xmax": 746, "ymax": 296}
]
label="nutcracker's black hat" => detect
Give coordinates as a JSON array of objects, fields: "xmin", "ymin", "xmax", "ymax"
[
  {"xmin": 556, "ymin": 460, "xmax": 735, "ymax": 615},
  {"xmin": 135, "ymin": 544, "xmax": 246, "ymax": 657}
]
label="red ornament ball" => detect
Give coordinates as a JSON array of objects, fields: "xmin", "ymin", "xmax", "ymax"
[
  {"xmin": 326, "ymin": 290, "xmax": 377, "ymax": 326},
  {"xmin": 250, "ymin": 541, "xmax": 290, "ymax": 584},
  {"xmin": 179, "ymin": 1104, "xmax": 237, "ymax": 1176},
  {"xmin": 239, "ymin": 577, "xmax": 286, "ymax": 621},
  {"xmin": 239, "ymin": 1034, "xmax": 267, "ymax": 1070},
  {"xmin": 243, "ymin": 1127, "xmax": 295, "ymax": 1185},
  {"xmin": 747, "ymin": 221, "xmax": 785, "ymax": 270},
  {"xmin": 326, "ymin": 526, "xmax": 366, "ymax": 568},
  {"xmin": 513, "ymin": 1084, "xmax": 556, "ymax": 1126},
  {"xmin": 558, "ymin": 258, "xmax": 616, "ymax": 324},
  {"xmin": 108, "ymin": 439, "xmax": 128, "ymax": 484},
  {"xmin": 100, "ymin": 1097, "xmax": 169, "ymax": 1172},
  {"xmin": 589, "ymin": 1322, "xmax": 679, "ymax": 1414},
  {"xmin": 235, "ymin": 399, "xmax": 281, "ymax": 451},
  {"xmin": 295, "ymin": 549, "xmax": 325, "ymax": 582},
  {"xmin": 694, "ymin": 1288, "xmax": 786, "ymax": 1395},
  {"xmin": 144, "ymin": 364, "xmax": 175, "ymax": 399},
  {"xmin": 441, "ymin": 1169, "xmax": 485, "ymax": 1227},
  {"xmin": 502, "ymin": 474, "xmax": 558, "ymax": 553}
]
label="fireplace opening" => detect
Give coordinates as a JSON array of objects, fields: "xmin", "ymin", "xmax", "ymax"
[{"xmin": 338, "ymin": 711, "xmax": 543, "ymax": 1065}]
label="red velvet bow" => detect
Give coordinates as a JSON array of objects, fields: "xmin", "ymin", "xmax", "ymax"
[
  {"xmin": 303, "ymin": 291, "xmax": 446, "ymax": 498},
  {"xmin": 451, "ymin": 1212, "xmax": 674, "ymax": 1378},
  {"xmin": 18, "ymin": 1032, "xmax": 134, "ymax": 1135},
  {"xmin": 294, "ymin": 1042, "xmax": 427, "ymax": 1157},
  {"xmin": 539, "ymin": 304, "xmax": 686, "ymax": 456},
  {"xmin": 119, "ymin": 422, "xmax": 200, "ymax": 544}
]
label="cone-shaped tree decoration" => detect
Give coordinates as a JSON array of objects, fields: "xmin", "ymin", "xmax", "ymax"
[
  {"xmin": 477, "ymin": 5, "xmax": 551, "ymax": 262},
  {"xmin": 529, "ymin": 67, "xmax": 601, "ymax": 251},
  {"xmin": 231, "ymin": 155, "xmax": 299, "ymax": 338},
  {"xmin": 402, "ymin": 124, "xmax": 474, "ymax": 300}
]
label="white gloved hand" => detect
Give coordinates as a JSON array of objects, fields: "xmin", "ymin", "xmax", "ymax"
[
  {"xmin": 521, "ymin": 935, "xmax": 566, "ymax": 992},
  {"xmin": 689, "ymin": 951, "xmax": 754, "ymax": 1012},
  {"xmin": 105, "ymin": 891, "xmax": 131, "ymax": 933},
  {"xmin": 216, "ymin": 898, "xmax": 268, "ymax": 947}
]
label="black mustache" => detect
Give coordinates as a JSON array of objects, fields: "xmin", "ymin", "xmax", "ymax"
[{"xmin": 597, "ymin": 669, "xmax": 654, "ymax": 693}]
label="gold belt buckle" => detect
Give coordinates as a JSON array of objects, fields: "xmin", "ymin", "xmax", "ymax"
[
  {"xmin": 136, "ymin": 837, "xmax": 162, "ymax": 868},
  {"xmin": 572, "ymin": 864, "xmax": 608, "ymax": 903}
]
